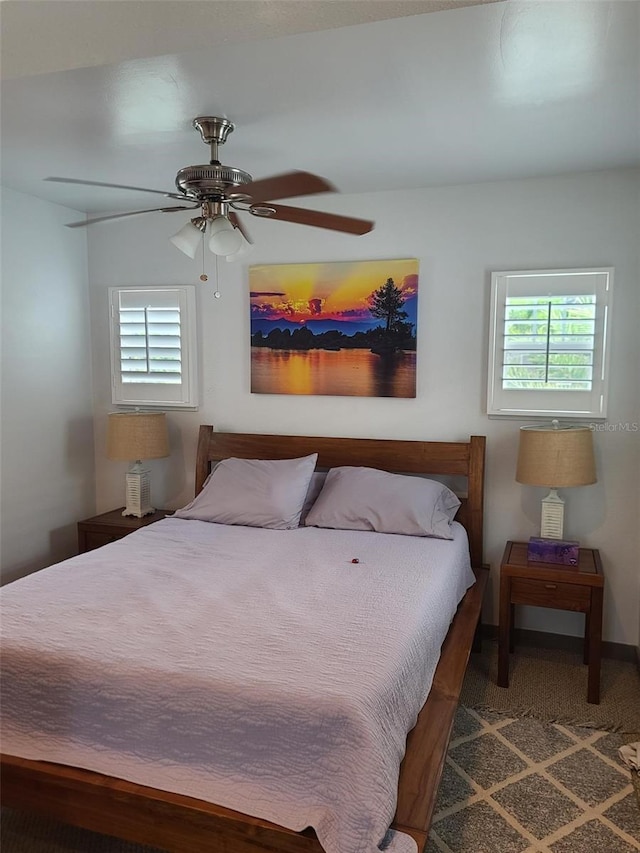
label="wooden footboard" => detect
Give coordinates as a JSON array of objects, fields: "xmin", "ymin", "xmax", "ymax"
[{"xmin": 1, "ymin": 567, "xmax": 488, "ymax": 853}]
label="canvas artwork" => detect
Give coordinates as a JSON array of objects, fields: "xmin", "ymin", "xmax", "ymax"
[{"xmin": 250, "ymin": 259, "xmax": 418, "ymax": 398}]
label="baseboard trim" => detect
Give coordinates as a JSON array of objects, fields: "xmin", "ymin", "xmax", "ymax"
[{"xmin": 481, "ymin": 624, "xmax": 637, "ymax": 663}]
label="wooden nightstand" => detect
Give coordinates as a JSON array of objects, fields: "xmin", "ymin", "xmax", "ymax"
[
  {"xmin": 77, "ymin": 508, "xmax": 171, "ymax": 554},
  {"xmin": 498, "ymin": 540, "xmax": 604, "ymax": 704}
]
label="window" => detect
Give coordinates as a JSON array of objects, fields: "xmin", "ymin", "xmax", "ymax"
[
  {"xmin": 109, "ymin": 286, "xmax": 198, "ymax": 408},
  {"xmin": 487, "ymin": 268, "xmax": 613, "ymax": 419}
]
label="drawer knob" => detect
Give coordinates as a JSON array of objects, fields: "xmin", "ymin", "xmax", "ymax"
[{"xmin": 545, "ymin": 583, "xmax": 557, "ymax": 589}]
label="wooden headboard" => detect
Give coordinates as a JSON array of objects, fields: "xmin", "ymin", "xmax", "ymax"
[{"xmin": 195, "ymin": 426, "xmax": 486, "ymax": 569}]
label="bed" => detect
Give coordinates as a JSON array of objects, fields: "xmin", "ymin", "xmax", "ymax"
[{"xmin": 1, "ymin": 426, "xmax": 487, "ymax": 853}]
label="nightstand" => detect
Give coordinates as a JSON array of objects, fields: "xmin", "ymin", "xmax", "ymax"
[
  {"xmin": 77, "ymin": 508, "xmax": 171, "ymax": 554},
  {"xmin": 498, "ymin": 540, "xmax": 604, "ymax": 704}
]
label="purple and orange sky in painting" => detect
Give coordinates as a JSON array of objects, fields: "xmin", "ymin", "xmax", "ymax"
[{"xmin": 250, "ymin": 259, "xmax": 419, "ymax": 327}]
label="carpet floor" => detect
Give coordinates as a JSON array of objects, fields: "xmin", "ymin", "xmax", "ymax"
[
  {"xmin": 461, "ymin": 640, "xmax": 640, "ymax": 734},
  {"xmin": 2, "ymin": 644, "xmax": 639, "ymax": 852}
]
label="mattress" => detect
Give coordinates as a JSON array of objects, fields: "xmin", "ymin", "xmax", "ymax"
[{"xmin": 1, "ymin": 518, "xmax": 475, "ymax": 853}]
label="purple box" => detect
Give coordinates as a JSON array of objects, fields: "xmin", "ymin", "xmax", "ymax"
[{"xmin": 527, "ymin": 537, "xmax": 580, "ymax": 566}]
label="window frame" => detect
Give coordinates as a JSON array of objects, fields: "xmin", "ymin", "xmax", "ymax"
[
  {"xmin": 109, "ymin": 285, "xmax": 199, "ymax": 410},
  {"xmin": 487, "ymin": 267, "xmax": 613, "ymax": 420}
]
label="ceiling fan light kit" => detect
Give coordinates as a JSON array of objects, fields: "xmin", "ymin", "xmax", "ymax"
[{"xmin": 48, "ymin": 116, "xmax": 375, "ymax": 260}]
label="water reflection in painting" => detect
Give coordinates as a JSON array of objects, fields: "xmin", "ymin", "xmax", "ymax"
[
  {"xmin": 251, "ymin": 349, "xmax": 417, "ymax": 397},
  {"xmin": 250, "ymin": 259, "xmax": 418, "ymax": 398}
]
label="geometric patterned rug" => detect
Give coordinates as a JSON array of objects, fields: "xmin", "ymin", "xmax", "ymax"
[{"xmin": 428, "ymin": 706, "xmax": 640, "ymax": 852}]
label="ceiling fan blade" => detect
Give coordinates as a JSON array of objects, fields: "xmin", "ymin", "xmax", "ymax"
[
  {"xmin": 228, "ymin": 211, "xmax": 253, "ymax": 244},
  {"xmin": 238, "ymin": 171, "xmax": 336, "ymax": 203},
  {"xmin": 45, "ymin": 176, "xmax": 186, "ymax": 201},
  {"xmin": 253, "ymin": 203, "xmax": 374, "ymax": 236},
  {"xmin": 65, "ymin": 206, "xmax": 199, "ymax": 228}
]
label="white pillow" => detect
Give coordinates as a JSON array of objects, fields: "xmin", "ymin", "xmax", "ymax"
[
  {"xmin": 174, "ymin": 454, "xmax": 318, "ymax": 529},
  {"xmin": 304, "ymin": 466, "xmax": 460, "ymax": 539}
]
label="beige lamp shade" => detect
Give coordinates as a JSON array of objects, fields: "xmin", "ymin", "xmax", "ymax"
[
  {"xmin": 516, "ymin": 423, "xmax": 596, "ymax": 488},
  {"xmin": 107, "ymin": 412, "xmax": 169, "ymax": 461}
]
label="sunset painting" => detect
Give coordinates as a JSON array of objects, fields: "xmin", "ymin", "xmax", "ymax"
[{"xmin": 250, "ymin": 259, "xmax": 418, "ymax": 397}]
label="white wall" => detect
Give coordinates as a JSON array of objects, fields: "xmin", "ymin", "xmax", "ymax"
[
  {"xmin": 1, "ymin": 187, "xmax": 95, "ymax": 583},
  {"xmin": 88, "ymin": 168, "xmax": 640, "ymax": 646}
]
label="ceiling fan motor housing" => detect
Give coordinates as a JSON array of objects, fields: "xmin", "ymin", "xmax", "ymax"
[{"xmin": 175, "ymin": 164, "xmax": 253, "ymax": 200}]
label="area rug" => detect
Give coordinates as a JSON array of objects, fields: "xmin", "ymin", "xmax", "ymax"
[
  {"xmin": 461, "ymin": 639, "xmax": 640, "ymax": 733},
  {"xmin": 427, "ymin": 706, "xmax": 640, "ymax": 852}
]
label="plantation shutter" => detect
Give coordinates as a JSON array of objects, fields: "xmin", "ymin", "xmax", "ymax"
[
  {"xmin": 109, "ymin": 287, "xmax": 198, "ymax": 408},
  {"xmin": 502, "ymin": 295, "xmax": 596, "ymax": 390},
  {"xmin": 487, "ymin": 269, "xmax": 612, "ymax": 418}
]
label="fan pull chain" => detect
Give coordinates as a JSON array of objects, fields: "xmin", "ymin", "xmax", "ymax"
[
  {"xmin": 199, "ymin": 222, "xmax": 208, "ymax": 282},
  {"xmin": 197, "ymin": 223, "xmax": 221, "ymax": 297},
  {"xmin": 213, "ymin": 254, "xmax": 221, "ymax": 299}
]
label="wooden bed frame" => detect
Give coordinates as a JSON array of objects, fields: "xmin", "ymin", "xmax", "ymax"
[{"xmin": 2, "ymin": 427, "xmax": 488, "ymax": 853}]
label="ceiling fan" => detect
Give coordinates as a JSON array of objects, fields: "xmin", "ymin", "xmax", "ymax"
[{"xmin": 46, "ymin": 116, "xmax": 375, "ymax": 259}]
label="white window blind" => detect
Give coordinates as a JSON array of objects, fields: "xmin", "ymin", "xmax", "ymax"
[
  {"xmin": 487, "ymin": 268, "xmax": 613, "ymax": 419},
  {"xmin": 109, "ymin": 287, "xmax": 198, "ymax": 408}
]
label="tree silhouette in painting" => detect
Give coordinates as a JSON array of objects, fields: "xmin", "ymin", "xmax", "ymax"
[
  {"xmin": 368, "ymin": 278, "xmax": 415, "ymax": 354},
  {"xmin": 369, "ymin": 278, "xmax": 407, "ymax": 331}
]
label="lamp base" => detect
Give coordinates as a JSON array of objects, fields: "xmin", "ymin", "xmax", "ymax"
[
  {"xmin": 540, "ymin": 488, "xmax": 565, "ymax": 539},
  {"xmin": 123, "ymin": 464, "xmax": 155, "ymax": 518}
]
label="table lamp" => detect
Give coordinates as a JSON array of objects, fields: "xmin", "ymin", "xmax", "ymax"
[
  {"xmin": 516, "ymin": 420, "xmax": 596, "ymax": 541},
  {"xmin": 106, "ymin": 412, "xmax": 169, "ymax": 517}
]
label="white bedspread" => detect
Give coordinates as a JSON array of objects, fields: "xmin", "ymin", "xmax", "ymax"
[{"xmin": 1, "ymin": 518, "xmax": 475, "ymax": 853}]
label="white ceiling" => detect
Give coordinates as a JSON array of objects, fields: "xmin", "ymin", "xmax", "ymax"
[
  {"xmin": 0, "ymin": 1, "xmax": 500, "ymax": 80},
  {"xmin": 1, "ymin": 0, "xmax": 638, "ymax": 218}
]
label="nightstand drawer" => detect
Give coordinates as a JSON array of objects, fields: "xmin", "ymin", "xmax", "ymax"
[{"xmin": 511, "ymin": 577, "xmax": 590, "ymax": 611}]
